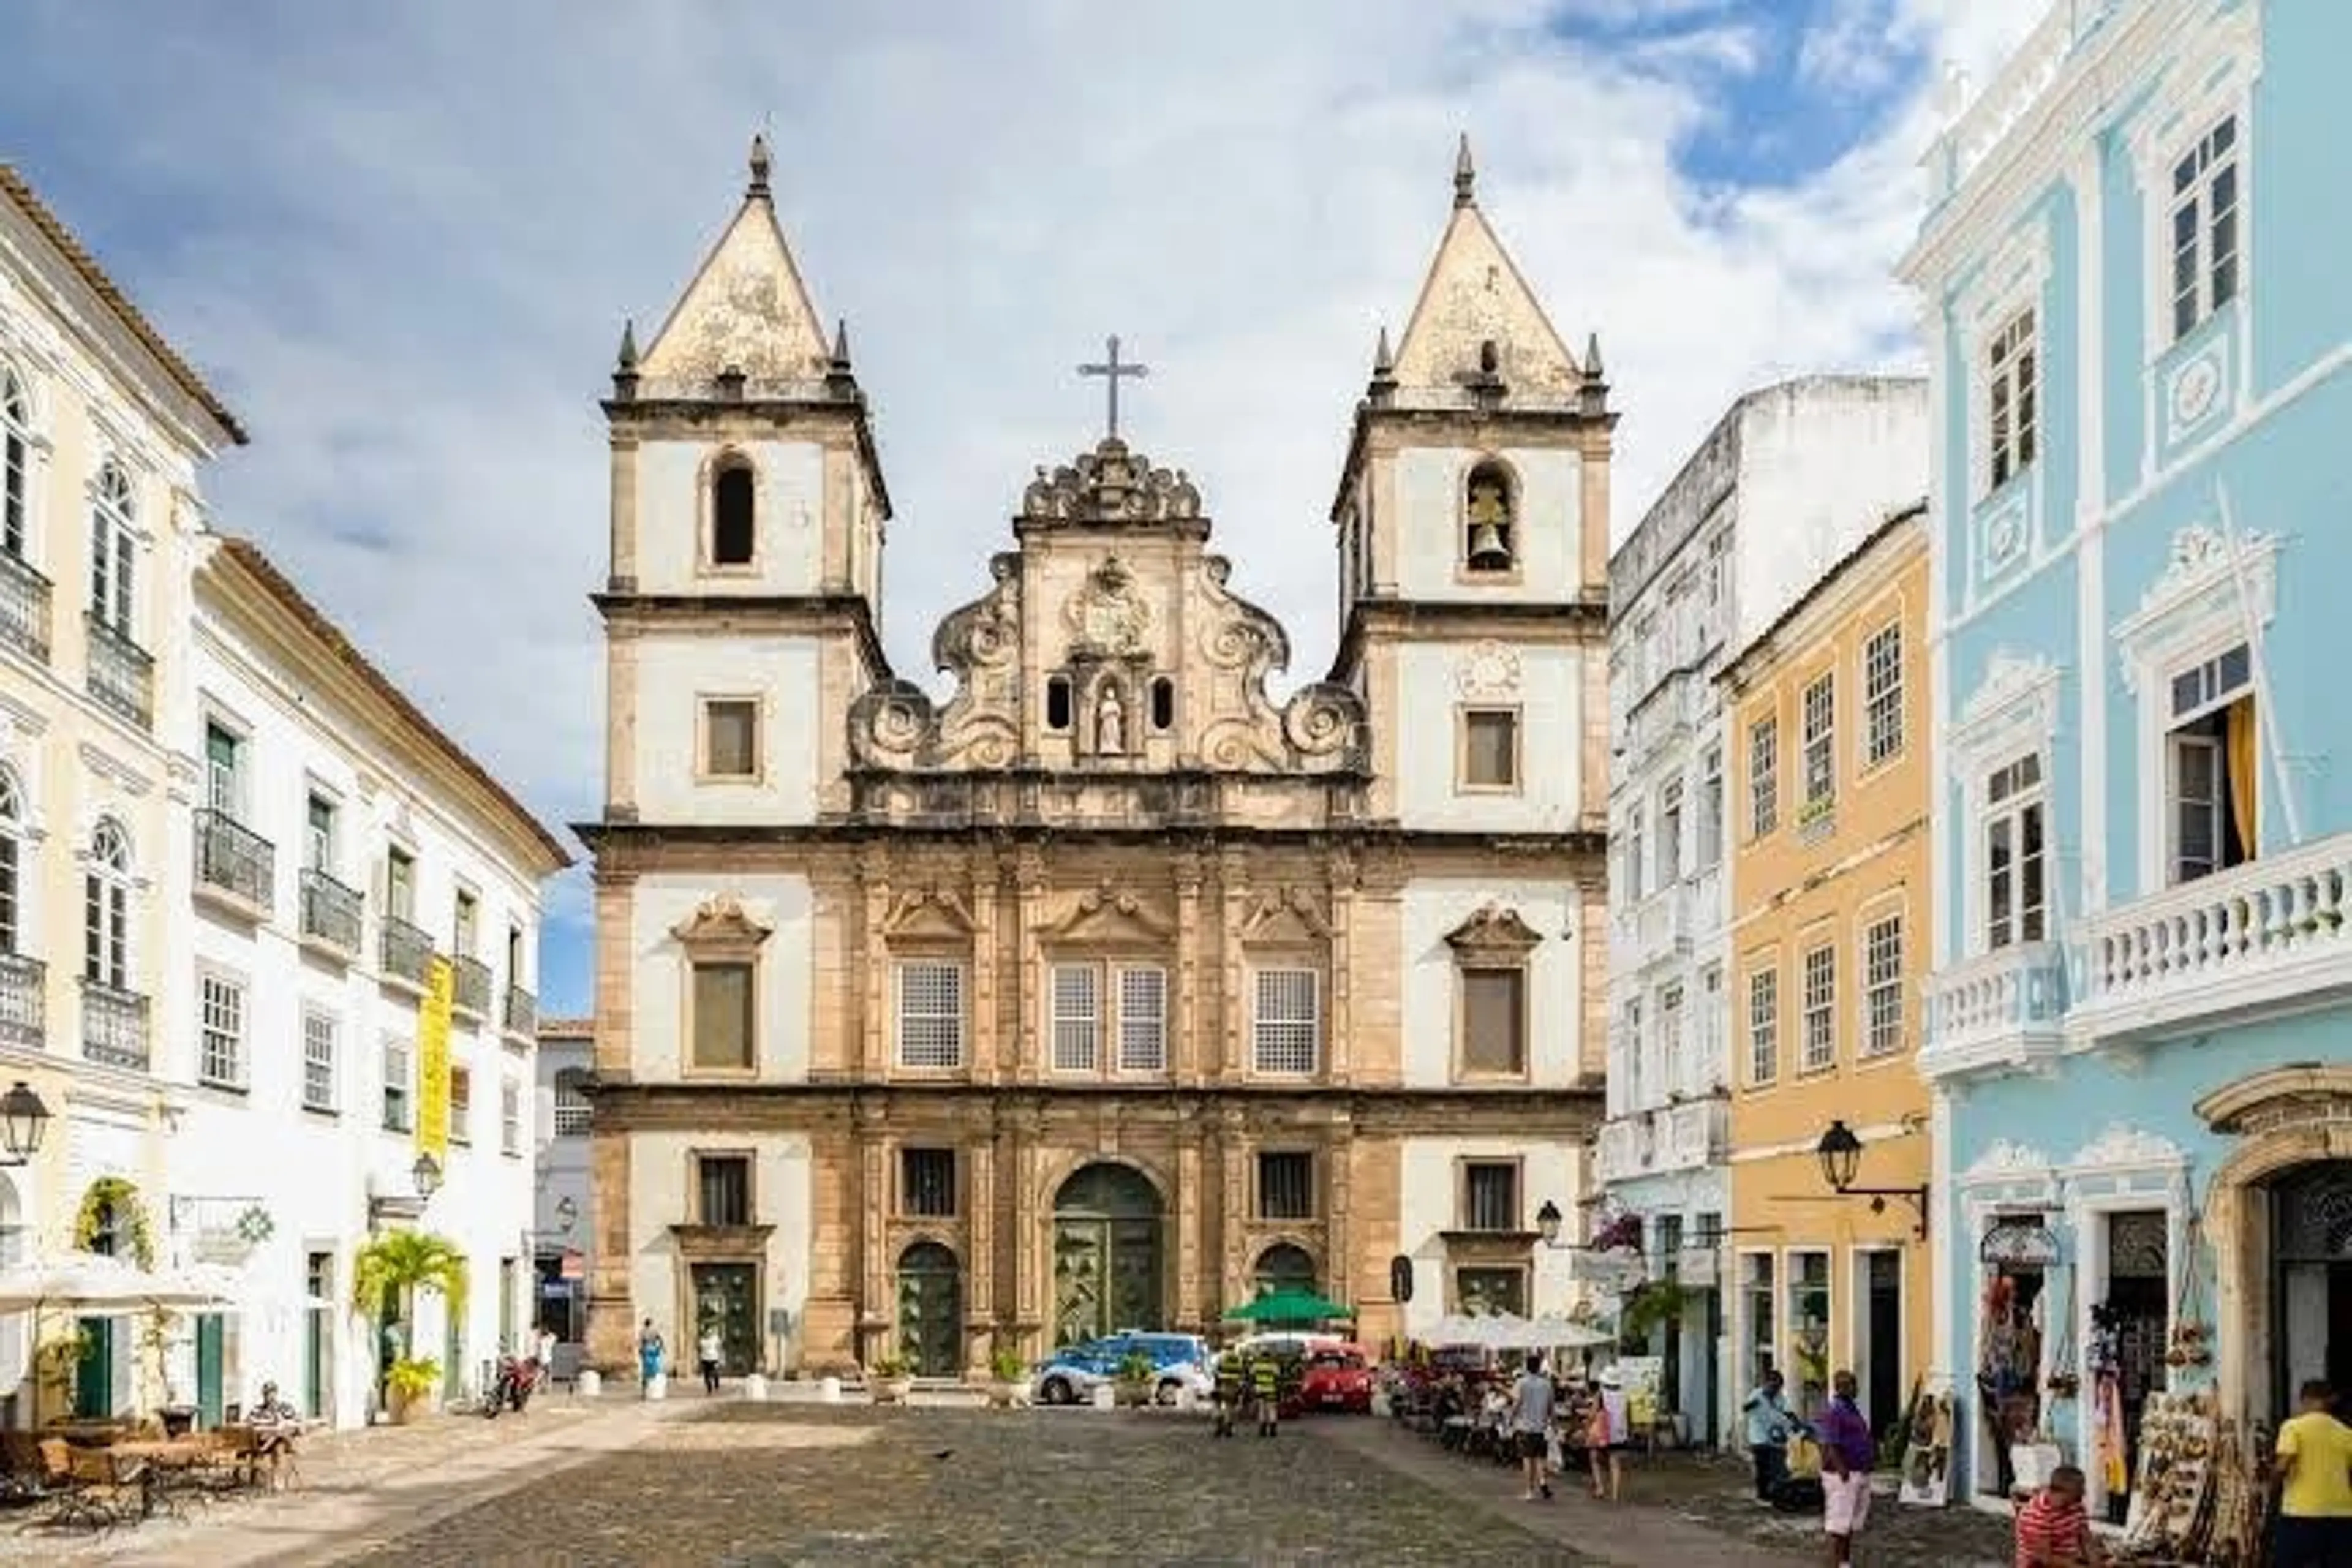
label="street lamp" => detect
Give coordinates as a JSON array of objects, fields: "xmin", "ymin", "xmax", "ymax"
[
  {"xmin": 412, "ymin": 1153, "xmax": 443, "ymax": 1200},
  {"xmin": 556, "ymin": 1196, "xmax": 578, "ymax": 1235},
  {"xmin": 1534, "ymin": 1200, "xmax": 1565, "ymax": 1247},
  {"xmin": 0, "ymin": 1082, "xmax": 50, "ymax": 1167},
  {"xmin": 1812, "ymin": 1118, "xmax": 1929, "ymax": 1238}
]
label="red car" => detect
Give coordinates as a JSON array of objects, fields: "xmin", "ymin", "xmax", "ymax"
[{"xmin": 1298, "ymin": 1346, "xmax": 1375, "ymax": 1414}]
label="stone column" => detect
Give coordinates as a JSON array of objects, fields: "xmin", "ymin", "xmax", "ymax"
[
  {"xmin": 1013, "ymin": 1120, "xmax": 1044, "ymax": 1351},
  {"xmin": 1177, "ymin": 1128, "xmax": 1203, "ymax": 1329},
  {"xmin": 603, "ymin": 630, "xmax": 640, "ymax": 818},
  {"xmin": 591, "ymin": 872, "xmax": 636, "ymax": 1079},
  {"xmin": 967, "ymin": 1136, "xmax": 997, "ymax": 1332},
  {"xmin": 1219, "ymin": 1108, "xmax": 1250, "ymax": 1304},
  {"xmin": 971, "ymin": 854, "xmax": 1001, "ymax": 1084},
  {"xmin": 1325, "ymin": 1115, "xmax": 1355, "ymax": 1309},
  {"xmin": 1012, "ymin": 847, "xmax": 1046, "ymax": 1084},
  {"xmin": 1327, "ymin": 850, "xmax": 1357, "ymax": 1085},
  {"xmin": 607, "ymin": 432, "xmax": 639, "ymax": 590},
  {"xmin": 858, "ymin": 1129, "xmax": 890, "ymax": 1364},
  {"xmin": 1174, "ymin": 851, "xmax": 1203, "ymax": 1085},
  {"xmin": 858, "ymin": 850, "xmax": 889, "ymax": 1077},
  {"xmin": 585, "ymin": 1128, "xmax": 636, "ymax": 1373},
  {"xmin": 1218, "ymin": 851, "xmax": 1250, "ymax": 1079}
]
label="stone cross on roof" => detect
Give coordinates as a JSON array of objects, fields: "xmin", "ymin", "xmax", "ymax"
[{"xmin": 1077, "ymin": 334, "xmax": 1149, "ymax": 439}]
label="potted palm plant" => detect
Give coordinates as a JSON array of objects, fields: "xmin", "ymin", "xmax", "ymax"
[
  {"xmin": 352, "ymin": 1231, "xmax": 468, "ymax": 1423},
  {"xmin": 1114, "ymin": 1349, "xmax": 1156, "ymax": 1408},
  {"xmin": 869, "ymin": 1354, "xmax": 913, "ymax": 1405},
  {"xmin": 988, "ymin": 1348, "xmax": 1027, "ymax": 1408}
]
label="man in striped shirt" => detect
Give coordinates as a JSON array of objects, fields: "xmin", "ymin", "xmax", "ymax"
[{"xmin": 2014, "ymin": 1464, "xmax": 2102, "ymax": 1568}]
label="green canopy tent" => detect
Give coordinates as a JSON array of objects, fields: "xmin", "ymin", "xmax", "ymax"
[{"xmin": 1221, "ymin": 1286, "xmax": 1355, "ymax": 1325}]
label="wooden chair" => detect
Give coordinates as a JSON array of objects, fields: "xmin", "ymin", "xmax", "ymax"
[{"xmin": 21, "ymin": 1439, "xmax": 116, "ymax": 1534}]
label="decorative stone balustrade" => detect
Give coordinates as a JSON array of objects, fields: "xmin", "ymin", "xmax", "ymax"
[{"xmin": 1919, "ymin": 941, "xmax": 2067, "ymax": 1081}]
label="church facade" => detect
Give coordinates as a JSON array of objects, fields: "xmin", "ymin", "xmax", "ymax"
[{"xmin": 581, "ymin": 138, "xmax": 1612, "ymax": 1378}]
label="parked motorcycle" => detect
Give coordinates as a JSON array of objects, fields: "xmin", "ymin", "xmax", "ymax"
[{"xmin": 483, "ymin": 1354, "xmax": 541, "ymax": 1418}]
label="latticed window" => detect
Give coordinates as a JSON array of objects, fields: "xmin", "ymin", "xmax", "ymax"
[
  {"xmin": 1050, "ymin": 963, "xmax": 1099, "ymax": 1072},
  {"xmin": 1748, "ymin": 717, "xmax": 1778, "ymax": 837},
  {"xmin": 552, "ymin": 1070, "xmax": 590, "ymax": 1136},
  {"xmin": 900, "ymin": 1147, "xmax": 956, "ymax": 1217},
  {"xmin": 895, "ymin": 960, "xmax": 965, "ymax": 1069},
  {"xmin": 1256, "ymin": 1152, "xmax": 1314, "ymax": 1221},
  {"xmin": 1988, "ymin": 309, "xmax": 2037, "ymax": 490},
  {"xmin": 1252, "ymin": 968, "xmax": 1319, "ymax": 1075},
  {"xmin": 1801, "ymin": 675, "xmax": 1835, "ymax": 808},
  {"xmin": 198, "ymin": 973, "xmax": 245, "ymax": 1088},
  {"xmin": 1863, "ymin": 915, "xmax": 1904, "ymax": 1059},
  {"xmin": 302, "ymin": 1009, "xmax": 337, "ymax": 1113},
  {"xmin": 1801, "ymin": 944, "xmax": 1836, "ymax": 1072},
  {"xmin": 1747, "ymin": 966, "xmax": 1779, "ymax": 1085},
  {"xmin": 1863, "ymin": 625, "xmax": 1904, "ymax": 766},
  {"xmin": 1118, "ymin": 966, "xmax": 1166, "ymax": 1072},
  {"xmin": 2171, "ymin": 116, "xmax": 2239, "ymax": 342}
]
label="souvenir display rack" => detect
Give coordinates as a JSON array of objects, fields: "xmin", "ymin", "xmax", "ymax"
[{"xmin": 2109, "ymin": 1393, "xmax": 2269, "ymax": 1566}]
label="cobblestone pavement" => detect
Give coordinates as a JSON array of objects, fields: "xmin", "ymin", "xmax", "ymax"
[
  {"xmin": 335, "ymin": 1404, "xmax": 1586, "ymax": 1567},
  {"xmin": 1318, "ymin": 1416, "xmax": 2020, "ymax": 1568}
]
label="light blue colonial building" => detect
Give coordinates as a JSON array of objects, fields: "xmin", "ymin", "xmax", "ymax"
[{"xmin": 1904, "ymin": 0, "xmax": 2352, "ymax": 1519}]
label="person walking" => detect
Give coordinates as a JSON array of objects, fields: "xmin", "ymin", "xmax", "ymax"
[
  {"xmin": 1591, "ymin": 1366, "xmax": 1631, "ymax": 1501},
  {"xmin": 1817, "ymin": 1370, "xmax": 1878, "ymax": 1568},
  {"xmin": 1745, "ymin": 1368, "xmax": 1796, "ymax": 1504},
  {"xmin": 1212, "ymin": 1352, "xmax": 1242, "ymax": 1438},
  {"xmin": 1250, "ymin": 1354, "xmax": 1281, "ymax": 1438},
  {"xmin": 2273, "ymin": 1378, "xmax": 2352, "ymax": 1568},
  {"xmin": 697, "ymin": 1324, "xmax": 724, "ymax": 1395},
  {"xmin": 1510, "ymin": 1352, "xmax": 1556, "ymax": 1502},
  {"xmin": 534, "ymin": 1325, "xmax": 557, "ymax": 1392},
  {"xmin": 636, "ymin": 1317, "xmax": 665, "ymax": 1396}
]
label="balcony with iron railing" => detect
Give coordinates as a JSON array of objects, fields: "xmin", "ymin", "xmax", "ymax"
[
  {"xmin": 193, "ymin": 809, "xmax": 274, "ymax": 920},
  {"xmin": 84, "ymin": 613, "xmax": 153, "ymax": 729},
  {"xmin": 379, "ymin": 914, "xmax": 435, "ymax": 992},
  {"xmin": 0, "ymin": 952, "xmax": 43, "ymax": 1047},
  {"xmin": 298, "ymin": 869, "xmax": 364, "ymax": 959},
  {"xmin": 81, "ymin": 980, "xmax": 149, "ymax": 1072},
  {"xmin": 2070, "ymin": 832, "xmax": 2352, "ymax": 1047},
  {"xmin": 451, "ymin": 954, "xmax": 492, "ymax": 1019},
  {"xmin": 504, "ymin": 984, "xmax": 537, "ymax": 1039},
  {"xmin": 1918, "ymin": 940, "xmax": 2068, "ymax": 1081},
  {"xmin": 0, "ymin": 550, "xmax": 51, "ymax": 665}
]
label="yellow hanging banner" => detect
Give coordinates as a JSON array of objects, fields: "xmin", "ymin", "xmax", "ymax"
[{"xmin": 416, "ymin": 956, "xmax": 454, "ymax": 1161}]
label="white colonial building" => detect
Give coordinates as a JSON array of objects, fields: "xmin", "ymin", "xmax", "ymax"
[
  {"xmin": 1599, "ymin": 377, "xmax": 1927, "ymax": 1442},
  {"xmin": 172, "ymin": 536, "xmax": 570, "ymax": 1426}
]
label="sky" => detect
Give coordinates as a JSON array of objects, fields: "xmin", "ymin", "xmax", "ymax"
[{"xmin": 1, "ymin": 0, "xmax": 2047, "ymax": 1017}]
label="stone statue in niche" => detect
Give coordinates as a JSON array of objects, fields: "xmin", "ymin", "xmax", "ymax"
[{"xmin": 1096, "ymin": 685, "xmax": 1126, "ymax": 755}]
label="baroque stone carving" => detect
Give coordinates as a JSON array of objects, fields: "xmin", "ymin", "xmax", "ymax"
[
  {"xmin": 1065, "ymin": 556, "xmax": 1153, "ymax": 654},
  {"xmin": 1443, "ymin": 903, "xmax": 1543, "ymax": 956},
  {"xmin": 670, "ymin": 893, "xmax": 773, "ymax": 951},
  {"xmin": 1049, "ymin": 881, "xmax": 1174, "ymax": 942},
  {"xmin": 2065, "ymin": 1125, "xmax": 2185, "ymax": 1172},
  {"xmin": 1964, "ymin": 1139, "xmax": 2052, "ymax": 1180},
  {"xmin": 1019, "ymin": 437, "xmax": 1201, "ymax": 527}
]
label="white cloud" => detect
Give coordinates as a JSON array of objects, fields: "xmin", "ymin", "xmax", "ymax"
[{"xmin": 12, "ymin": 0, "xmax": 2049, "ymax": 1002}]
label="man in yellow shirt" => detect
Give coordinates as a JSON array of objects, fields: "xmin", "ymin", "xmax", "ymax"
[{"xmin": 2274, "ymin": 1378, "xmax": 2352, "ymax": 1568}]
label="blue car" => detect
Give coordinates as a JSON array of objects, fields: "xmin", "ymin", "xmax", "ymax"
[{"xmin": 1032, "ymin": 1331, "xmax": 1214, "ymax": 1406}]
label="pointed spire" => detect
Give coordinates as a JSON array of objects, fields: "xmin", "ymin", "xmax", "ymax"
[
  {"xmin": 1583, "ymin": 331, "xmax": 1604, "ymax": 381},
  {"xmin": 1580, "ymin": 331, "xmax": 1610, "ymax": 418},
  {"xmin": 747, "ymin": 132, "xmax": 772, "ymax": 199},
  {"xmin": 611, "ymin": 317, "xmax": 641, "ymax": 401},
  {"xmin": 1368, "ymin": 325, "xmax": 1396, "ymax": 406},
  {"xmin": 831, "ymin": 318, "xmax": 852, "ymax": 366},
  {"xmin": 826, "ymin": 317, "xmax": 859, "ymax": 401},
  {"xmin": 1453, "ymin": 134, "xmax": 1477, "ymax": 208}
]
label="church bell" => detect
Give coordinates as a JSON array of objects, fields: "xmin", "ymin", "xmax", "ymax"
[{"xmin": 1467, "ymin": 519, "xmax": 1512, "ymax": 570}]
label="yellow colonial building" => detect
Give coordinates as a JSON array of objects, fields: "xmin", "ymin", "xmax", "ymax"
[{"xmin": 1721, "ymin": 505, "xmax": 1929, "ymax": 1436}]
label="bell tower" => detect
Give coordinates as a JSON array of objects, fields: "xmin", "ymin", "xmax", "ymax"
[
  {"xmin": 595, "ymin": 134, "xmax": 892, "ymax": 831},
  {"xmin": 1329, "ymin": 136, "xmax": 1613, "ymax": 838}
]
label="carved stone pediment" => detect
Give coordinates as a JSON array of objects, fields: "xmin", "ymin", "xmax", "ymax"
[
  {"xmin": 1240, "ymin": 888, "xmax": 1332, "ymax": 946},
  {"xmin": 1444, "ymin": 903, "xmax": 1543, "ymax": 957},
  {"xmin": 883, "ymin": 888, "xmax": 976, "ymax": 942},
  {"xmin": 1065, "ymin": 556, "xmax": 1154, "ymax": 655},
  {"xmin": 670, "ymin": 894, "xmax": 772, "ymax": 954},
  {"xmin": 1019, "ymin": 437, "xmax": 1202, "ymax": 527},
  {"xmin": 1048, "ymin": 881, "xmax": 1174, "ymax": 945}
]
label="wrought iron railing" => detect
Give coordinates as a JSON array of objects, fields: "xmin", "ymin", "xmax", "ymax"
[
  {"xmin": 451, "ymin": 954, "xmax": 492, "ymax": 1017},
  {"xmin": 194, "ymin": 809, "xmax": 274, "ymax": 914},
  {"xmin": 380, "ymin": 914, "xmax": 435, "ymax": 988},
  {"xmin": 84, "ymin": 613, "xmax": 153, "ymax": 728},
  {"xmin": 504, "ymin": 984, "xmax": 537, "ymax": 1036},
  {"xmin": 81, "ymin": 980, "xmax": 149, "ymax": 1071},
  {"xmin": 299, "ymin": 868, "xmax": 364, "ymax": 954},
  {"xmin": 0, "ymin": 550, "xmax": 51, "ymax": 665},
  {"xmin": 0, "ymin": 951, "xmax": 43, "ymax": 1047}
]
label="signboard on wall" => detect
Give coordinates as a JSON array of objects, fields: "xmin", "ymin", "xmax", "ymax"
[
  {"xmin": 1616, "ymin": 1356, "xmax": 1664, "ymax": 1430},
  {"xmin": 415, "ymin": 957, "xmax": 455, "ymax": 1160}
]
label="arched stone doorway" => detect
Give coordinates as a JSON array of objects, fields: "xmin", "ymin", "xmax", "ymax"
[
  {"xmin": 895, "ymin": 1242, "xmax": 962, "ymax": 1378},
  {"xmin": 2196, "ymin": 1066, "xmax": 2352, "ymax": 1427},
  {"xmin": 1253, "ymin": 1242, "xmax": 1317, "ymax": 1298},
  {"xmin": 1052, "ymin": 1163, "xmax": 1162, "ymax": 1347}
]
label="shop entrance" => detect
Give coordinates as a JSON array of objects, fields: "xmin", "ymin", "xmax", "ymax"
[
  {"xmin": 1973, "ymin": 1213, "xmax": 2059, "ymax": 1501},
  {"xmin": 1859, "ymin": 1250, "xmax": 1903, "ymax": 1439},
  {"xmin": 2269, "ymin": 1161, "xmax": 2352, "ymax": 1417},
  {"xmin": 2094, "ymin": 1210, "xmax": 2169, "ymax": 1523}
]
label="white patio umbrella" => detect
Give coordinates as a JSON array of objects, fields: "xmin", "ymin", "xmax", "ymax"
[
  {"xmin": 0, "ymin": 1251, "xmax": 235, "ymax": 1316},
  {"xmin": 1527, "ymin": 1312, "xmax": 1613, "ymax": 1351},
  {"xmin": 1425, "ymin": 1313, "xmax": 1494, "ymax": 1348}
]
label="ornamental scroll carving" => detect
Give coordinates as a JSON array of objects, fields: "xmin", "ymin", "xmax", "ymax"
[{"xmin": 1019, "ymin": 437, "xmax": 1201, "ymax": 526}]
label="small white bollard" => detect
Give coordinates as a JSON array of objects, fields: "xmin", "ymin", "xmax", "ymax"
[
  {"xmin": 1370, "ymin": 1389, "xmax": 1390, "ymax": 1417},
  {"xmin": 742, "ymin": 1373, "xmax": 769, "ymax": 1401},
  {"xmin": 818, "ymin": 1375, "xmax": 842, "ymax": 1404},
  {"xmin": 1090, "ymin": 1384, "xmax": 1115, "ymax": 1411},
  {"xmin": 577, "ymin": 1369, "xmax": 602, "ymax": 1399},
  {"xmin": 1174, "ymin": 1386, "xmax": 1196, "ymax": 1413},
  {"xmin": 643, "ymin": 1372, "xmax": 668, "ymax": 1401}
]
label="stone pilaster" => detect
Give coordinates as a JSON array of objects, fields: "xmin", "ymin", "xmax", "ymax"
[
  {"xmin": 1013, "ymin": 846, "xmax": 1046, "ymax": 1084},
  {"xmin": 584, "ymin": 1128, "xmax": 635, "ymax": 1373},
  {"xmin": 1174, "ymin": 850, "xmax": 1203, "ymax": 1085},
  {"xmin": 1327, "ymin": 849, "xmax": 1357, "ymax": 1085},
  {"xmin": 858, "ymin": 1128, "xmax": 889, "ymax": 1362},
  {"xmin": 1218, "ymin": 850, "xmax": 1250, "ymax": 1079},
  {"xmin": 1176, "ymin": 1129, "xmax": 1202, "ymax": 1327},
  {"xmin": 858, "ymin": 848, "xmax": 889, "ymax": 1076},
  {"xmin": 591, "ymin": 873, "xmax": 635, "ymax": 1078},
  {"xmin": 607, "ymin": 431, "xmax": 639, "ymax": 590},
  {"xmin": 971, "ymin": 854, "xmax": 1000, "ymax": 1083},
  {"xmin": 603, "ymin": 629, "xmax": 639, "ymax": 817}
]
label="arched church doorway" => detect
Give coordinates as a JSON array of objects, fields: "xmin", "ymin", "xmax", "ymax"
[
  {"xmin": 1253, "ymin": 1243, "xmax": 1317, "ymax": 1298},
  {"xmin": 1052, "ymin": 1163, "xmax": 1162, "ymax": 1347},
  {"xmin": 2268, "ymin": 1161, "xmax": 2352, "ymax": 1414},
  {"xmin": 895, "ymin": 1241, "xmax": 962, "ymax": 1378}
]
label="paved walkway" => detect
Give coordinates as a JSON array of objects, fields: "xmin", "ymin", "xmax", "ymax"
[
  {"xmin": 4, "ymin": 1390, "xmax": 689, "ymax": 1567},
  {"xmin": 1306, "ymin": 1419, "xmax": 1801, "ymax": 1567}
]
